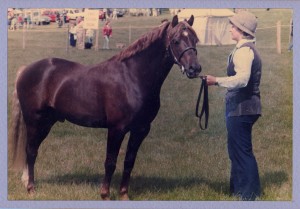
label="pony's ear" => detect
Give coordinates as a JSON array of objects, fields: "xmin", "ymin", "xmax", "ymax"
[
  {"xmin": 187, "ymin": 15, "xmax": 194, "ymax": 26},
  {"xmin": 172, "ymin": 15, "xmax": 179, "ymax": 27}
]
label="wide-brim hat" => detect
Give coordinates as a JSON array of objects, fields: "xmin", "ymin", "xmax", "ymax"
[{"xmin": 229, "ymin": 11, "xmax": 257, "ymax": 38}]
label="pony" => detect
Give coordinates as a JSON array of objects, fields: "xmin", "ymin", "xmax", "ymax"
[{"xmin": 10, "ymin": 15, "xmax": 201, "ymax": 200}]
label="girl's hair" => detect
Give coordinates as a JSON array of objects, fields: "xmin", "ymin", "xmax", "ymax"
[
  {"xmin": 242, "ymin": 32, "xmax": 255, "ymax": 40},
  {"xmin": 234, "ymin": 24, "xmax": 255, "ymax": 40}
]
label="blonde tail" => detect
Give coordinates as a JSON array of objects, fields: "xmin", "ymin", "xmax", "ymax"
[{"xmin": 9, "ymin": 67, "xmax": 27, "ymax": 171}]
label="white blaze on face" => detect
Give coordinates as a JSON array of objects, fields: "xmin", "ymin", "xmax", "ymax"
[{"xmin": 183, "ymin": 31, "xmax": 188, "ymax": 37}]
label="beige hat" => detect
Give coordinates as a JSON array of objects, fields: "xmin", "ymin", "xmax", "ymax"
[{"xmin": 229, "ymin": 11, "xmax": 257, "ymax": 37}]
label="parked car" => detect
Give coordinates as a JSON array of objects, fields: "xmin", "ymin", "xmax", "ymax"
[
  {"xmin": 42, "ymin": 10, "xmax": 57, "ymax": 22},
  {"xmin": 106, "ymin": 9, "xmax": 126, "ymax": 18},
  {"xmin": 116, "ymin": 9, "xmax": 126, "ymax": 17},
  {"xmin": 31, "ymin": 11, "xmax": 50, "ymax": 25},
  {"xmin": 66, "ymin": 9, "xmax": 85, "ymax": 20}
]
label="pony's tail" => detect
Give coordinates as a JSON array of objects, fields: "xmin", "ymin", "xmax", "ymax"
[{"xmin": 9, "ymin": 67, "xmax": 27, "ymax": 172}]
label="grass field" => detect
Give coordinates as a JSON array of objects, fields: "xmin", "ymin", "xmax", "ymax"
[{"xmin": 7, "ymin": 9, "xmax": 293, "ymax": 201}]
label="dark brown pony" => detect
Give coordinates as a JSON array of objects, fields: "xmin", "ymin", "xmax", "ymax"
[{"xmin": 10, "ymin": 15, "xmax": 201, "ymax": 200}]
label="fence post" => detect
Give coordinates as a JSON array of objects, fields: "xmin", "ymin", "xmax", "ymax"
[
  {"xmin": 129, "ymin": 25, "xmax": 131, "ymax": 44},
  {"xmin": 66, "ymin": 24, "xmax": 69, "ymax": 52},
  {"xmin": 276, "ymin": 20, "xmax": 281, "ymax": 54},
  {"xmin": 95, "ymin": 29, "xmax": 99, "ymax": 51},
  {"xmin": 22, "ymin": 25, "xmax": 26, "ymax": 50}
]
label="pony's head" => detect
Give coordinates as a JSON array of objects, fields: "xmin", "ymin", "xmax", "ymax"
[{"xmin": 167, "ymin": 15, "xmax": 202, "ymax": 79}]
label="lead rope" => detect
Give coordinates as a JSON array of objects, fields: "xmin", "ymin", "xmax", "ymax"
[{"xmin": 195, "ymin": 76, "xmax": 209, "ymax": 130}]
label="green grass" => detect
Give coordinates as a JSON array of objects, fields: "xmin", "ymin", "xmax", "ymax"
[{"xmin": 7, "ymin": 9, "xmax": 292, "ymax": 201}]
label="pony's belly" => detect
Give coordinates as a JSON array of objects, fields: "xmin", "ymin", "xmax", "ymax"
[{"xmin": 65, "ymin": 114, "xmax": 107, "ymax": 128}]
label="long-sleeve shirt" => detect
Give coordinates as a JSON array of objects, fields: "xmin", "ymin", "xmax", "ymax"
[
  {"xmin": 216, "ymin": 39, "xmax": 255, "ymax": 90},
  {"xmin": 103, "ymin": 25, "xmax": 112, "ymax": 37}
]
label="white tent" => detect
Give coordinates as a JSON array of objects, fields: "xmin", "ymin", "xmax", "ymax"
[{"xmin": 178, "ymin": 9, "xmax": 236, "ymax": 46}]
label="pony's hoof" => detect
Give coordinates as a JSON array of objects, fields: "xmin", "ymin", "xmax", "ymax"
[
  {"xmin": 101, "ymin": 194, "xmax": 111, "ymax": 200},
  {"xmin": 100, "ymin": 185, "xmax": 110, "ymax": 200},
  {"xmin": 27, "ymin": 185, "xmax": 35, "ymax": 195},
  {"xmin": 120, "ymin": 193, "xmax": 129, "ymax": 200},
  {"xmin": 119, "ymin": 188, "xmax": 129, "ymax": 200}
]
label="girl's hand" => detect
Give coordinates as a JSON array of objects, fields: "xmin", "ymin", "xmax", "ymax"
[{"xmin": 206, "ymin": 75, "xmax": 218, "ymax": 86}]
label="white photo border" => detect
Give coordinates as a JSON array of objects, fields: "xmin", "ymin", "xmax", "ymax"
[{"xmin": 1, "ymin": 0, "xmax": 299, "ymax": 209}]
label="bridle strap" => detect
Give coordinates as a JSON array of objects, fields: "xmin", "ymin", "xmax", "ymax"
[
  {"xmin": 178, "ymin": 47, "xmax": 197, "ymax": 63},
  {"xmin": 195, "ymin": 76, "xmax": 209, "ymax": 130},
  {"xmin": 168, "ymin": 43, "xmax": 197, "ymax": 68}
]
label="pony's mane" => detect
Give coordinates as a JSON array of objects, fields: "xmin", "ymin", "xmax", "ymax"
[{"xmin": 115, "ymin": 22, "xmax": 170, "ymax": 61}]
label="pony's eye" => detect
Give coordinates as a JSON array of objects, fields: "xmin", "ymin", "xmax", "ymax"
[{"xmin": 173, "ymin": 39, "xmax": 179, "ymax": 45}]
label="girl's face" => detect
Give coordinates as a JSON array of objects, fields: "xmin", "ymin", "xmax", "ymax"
[{"xmin": 229, "ymin": 24, "xmax": 243, "ymax": 42}]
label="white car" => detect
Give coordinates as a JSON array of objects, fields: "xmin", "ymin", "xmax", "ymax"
[
  {"xmin": 66, "ymin": 9, "xmax": 85, "ymax": 20},
  {"xmin": 31, "ymin": 11, "xmax": 50, "ymax": 25}
]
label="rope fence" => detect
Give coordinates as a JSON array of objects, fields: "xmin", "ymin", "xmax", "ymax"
[{"xmin": 11, "ymin": 20, "xmax": 292, "ymax": 54}]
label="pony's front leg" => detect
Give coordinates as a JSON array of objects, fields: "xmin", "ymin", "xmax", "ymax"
[
  {"xmin": 101, "ymin": 128, "xmax": 126, "ymax": 200},
  {"xmin": 119, "ymin": 125, "xmax": 150, "ymax": 200}
]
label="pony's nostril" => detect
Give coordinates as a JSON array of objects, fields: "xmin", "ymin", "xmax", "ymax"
[
  {"xmin": 188, "ymin": 67, "xmax": 195, "ymax": 73},
  {"xmin": 189, "ymin": 64, "xmax": 201, "ymax": 73}
]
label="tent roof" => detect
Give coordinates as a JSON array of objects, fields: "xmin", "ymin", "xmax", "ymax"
[{"xmin": 178, "ymin": 9, "xmax": 235, "ymax": 18}]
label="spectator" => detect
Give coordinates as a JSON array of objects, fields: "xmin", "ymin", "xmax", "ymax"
[
  {"xmin": 17, "ymin": 14, "xmax": 23, "ymax": 29},
  {"xmin": 102, "ymin": 21, "xmax": 112, "ymax": 49},
  {"xmin": 152, "ymin": 8, "xmax": 158, "ymax": 17},
  {"xmin": 26, "ymin": 13, "xmax": 32, "ymax": 29},
  {"xmin": 85, "ymin": 29, "xmax": 94, "ymax": 49},
  {"xmin": 56, "ymin": 12, "xmax": 63, "ymax": 28},
  {"xmin": 8, "ymin": 9, "xmax": 14, "ymax": 27},
  {"xmin": 62, "ymin": 10, "xmax": 67, "ymax": 25},
  {"xmin": 103, "ymin": 8, "xmax": 108, "ymax": 21},
  {"xmin": 112, "ymin": 9, "xmax": 118, "ymax": 19},
  {"xmin": 10, "ymin": 16, "xmax": 17, "ymax": 30},
  {"xmin": 8, "ymin": 9, "xmax": 14, "ymax": 20},
  {"xmin": 69, "ymin": 22, "xmax": 77, "ymax": 47},
  {"xmin": 75, "ymin": 17, "xmax": 85, "ymax": 49}
]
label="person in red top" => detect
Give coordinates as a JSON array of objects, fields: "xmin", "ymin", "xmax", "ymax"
[
  {"xmin": 17, "ymin": 14, "xmax": 23, "ymax": 30},
  {"xmin": 102, "ymin": 21, "xmax": 112, "ymax": 49}
]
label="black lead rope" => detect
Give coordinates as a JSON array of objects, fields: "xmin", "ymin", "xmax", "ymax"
[{"xmin": 195, "ymin": 76, "xmax": 209, "ymax": 130}]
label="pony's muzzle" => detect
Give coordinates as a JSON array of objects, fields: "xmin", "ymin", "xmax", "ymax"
[{"xmin": 186, "ymin": 64, "xmax": 202, "ymax": 79}]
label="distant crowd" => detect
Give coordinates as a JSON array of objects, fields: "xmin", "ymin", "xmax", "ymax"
[
  {"xmin": 7, "ymin": 8, "xmax": 168, "ymax": 50},
  {"xmin": 68, "ymin": 16, "xmax": 113, "ymax": 50}
]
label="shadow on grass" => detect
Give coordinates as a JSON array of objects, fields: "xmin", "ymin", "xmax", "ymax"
[
  {"xmin": 39, "ymin": 170, "xmax": 289, "ymax": 199},
  {"xmin": 129, "ymin": 175, "xmax": 230, "ymax": 198},
  {"xmin": 40, "ymin": 171, "xmax": 229, "ymax": 195},
  {"xmin": 260, "ymin": 171, "xmax": 289, "ymax": 193}
]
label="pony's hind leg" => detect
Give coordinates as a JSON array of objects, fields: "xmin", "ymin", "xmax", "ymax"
[
  {"xmin": 24, "ymin": 115, "xmax": 57, "ymax": 194},
  {"xmin": 119, "ymin": 124, "xmax": 151, "ymax": 200},
  {"xmin": 100, "ymin": 127, "xmax": 126, "ymax": 200}
]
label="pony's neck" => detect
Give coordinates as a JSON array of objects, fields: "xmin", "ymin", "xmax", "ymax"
[
  {"xmin": 115, "ymin": 23, "xmax": 174, "ymax": 93},
  {"xmin": 130, "ymin": 33, "xmax": 173, "ymax": 91}
]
